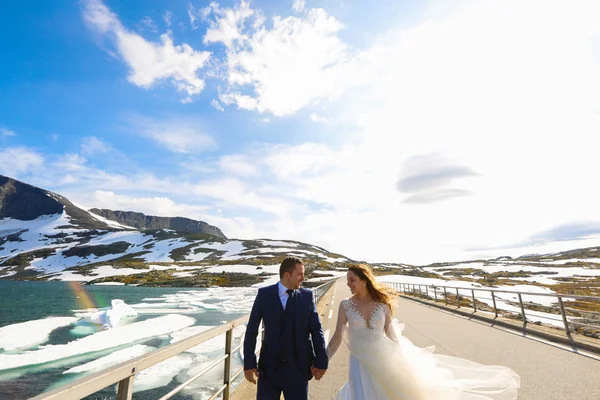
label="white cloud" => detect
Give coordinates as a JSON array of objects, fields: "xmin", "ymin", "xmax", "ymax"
[
  {"xmin": 1, "ymin": 128, "xmax": 16, "ymax": 138},
  {"xmin": 55, "ymin": 154, "xmax": 88, "ymax": 172},
  {"xmin": 192, "ymin": 177, "xmax": 295, "ymax": 216},
  {"xmin": 292, "ymin": 0, "xmax": 306, "ymax": 13},
  {"xmin": 179, "ymin": 160, "xmax": 215, "ymax": 174},
  {"xmin": 138, "ymin": 16, "xmax": 158, "ymax": 33},
  {"xmin": 309, "ymin": 113, "xmax": 328, "ymax": 124},
  {"xmin": 82, "ymin": 0, "xmax": 211, "ymax": 101},
  {"xmin": 81, "ymin": 136, "xmax": 111, "ymax": 155},
  {"xmin": 210, "ymin": 98, "xmax": 225, "ymax": 111},
  {"xmin": 202, "ymin": 0, "xmax": 255, "ymax": 49},
  {"xmin": 218, "ymin": 154, "xmax": 259, "ymax": 177},
  {"xmin": 206, "ymin": 2, "xmax": 351, "ymax": 115},
  {"xmin": 87, "ymin": 190, "xmax": 209, "ymax": 217},
  {"xmin": 163, "ymin": 10, "xmax": 172, "ymax": 27},
  {"xmin": 188, "ymin": 3, "xmax": 199, "ymax": 29},
  {"xmin": 124, "ymin": 114, "xmax": 215, "ymax": 154},
  {"xmin": 0, "ymin": 147, "xmax": 45, "ymax": 177}
]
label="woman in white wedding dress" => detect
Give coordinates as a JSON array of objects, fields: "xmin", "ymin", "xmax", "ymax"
[{"xmin": 326, "ymin": 264, "xmax": 521, "ymax": 400}]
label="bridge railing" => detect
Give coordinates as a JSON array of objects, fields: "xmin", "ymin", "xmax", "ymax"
[
  {"xmin": 30, "ymin": 279, "xmax": 336, "ymax": 400},
  {"xmin": 384, "ymin": 281, "xmax": 600, "ymax": 339}
]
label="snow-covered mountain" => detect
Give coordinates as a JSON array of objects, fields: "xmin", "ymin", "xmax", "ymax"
[{"xmin": 0, "ymin": 175, "xmax": 350, "ymax": 284}]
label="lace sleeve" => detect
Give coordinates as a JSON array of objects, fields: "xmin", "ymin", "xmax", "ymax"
[
  {"xmin": 326, "ymin": 301, "xmax": 347, "ymax": 359},
  {"xmin": 384, "ymin": 305, "xmax": 399, "ymax": 344}
]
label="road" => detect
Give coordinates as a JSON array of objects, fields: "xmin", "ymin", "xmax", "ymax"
[{"xmin": 312, "ymin": 278, "xmax": 600, "ymax": 400}]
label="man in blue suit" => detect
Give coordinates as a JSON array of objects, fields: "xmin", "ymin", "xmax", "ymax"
[{"xmin": 243, "ymin": 257, "xmax": 328, "ymax": 399}]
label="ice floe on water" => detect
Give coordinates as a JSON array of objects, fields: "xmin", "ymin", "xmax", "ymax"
[
  {"xmin": 132, "ymin": 354, "xmax": 196, "ymax": 392},
  {"xmin": 0, "ymin": 315, "xmax": 195, "ymax": 372},
  {"xmin": 136, "ymin": 287, "xmax": 257, "ymax": 315},
  {"xmin": 80, "ymin": 299, "xmax": 138, "ymax": 329},
  {"xmin": 170, "ymin": 325, "xmax": 246, "ymax": 354},
  {"xmin": 63, "ymin": 344, "xmax": 155, "ymax": 374},
  {"xmin": 0, "ymin": 317, "xmax": 79, "ymax": 352}
]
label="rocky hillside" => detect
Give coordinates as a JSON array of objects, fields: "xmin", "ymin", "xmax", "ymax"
[
  {"xmin": 0, "ymin": 175, "xmax": 111, "ymax": 229},
  {"xmin": 88, "ymin": 209, "xmax": 225, "ymax": 238},
  {"xmin": 0, "ymin": 175, "xmax": 350, "ymax": 285}
]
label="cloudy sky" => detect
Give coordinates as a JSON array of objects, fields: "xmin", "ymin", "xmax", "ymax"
[{"xmin": 2, "ymin": 0, "xmax": 600, "ymax": 265}]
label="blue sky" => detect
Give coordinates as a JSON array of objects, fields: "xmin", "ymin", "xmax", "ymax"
[{"xmin": 2, "ymin": 0, "xmax": 600, "ymax": 264}]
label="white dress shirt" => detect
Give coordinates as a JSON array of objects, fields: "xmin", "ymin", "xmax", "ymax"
[{"xmin": 277, "ymin": 281, "xmax": 293, "ymax": 310}]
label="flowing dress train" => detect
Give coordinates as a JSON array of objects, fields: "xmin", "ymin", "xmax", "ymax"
[{"xmin": 327, "ymin": 299, "xmax": 521, "ymax": 400}]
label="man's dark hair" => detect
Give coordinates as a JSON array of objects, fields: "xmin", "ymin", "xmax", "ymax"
[{"xmin": 279, "ymin": 256, "xmax": 303, "ymax": 278}]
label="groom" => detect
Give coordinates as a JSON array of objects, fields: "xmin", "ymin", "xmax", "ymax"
[{"xmin": 243, "ymin": 256, "xmax": 328, "ymax": 399}]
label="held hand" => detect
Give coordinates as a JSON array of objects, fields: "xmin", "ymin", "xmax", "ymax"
[
  {"xmin": 311, "ymin": 366, "xmax": 327, "ymax": 380},
  {"xmin": 244, "ymin": 368, "xmax": 258, "ymax": 384}
]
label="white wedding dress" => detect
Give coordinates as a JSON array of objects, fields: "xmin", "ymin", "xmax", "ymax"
[{"xmin": 327, "ymin": 299, "xmax": 521, "ymax": 400}]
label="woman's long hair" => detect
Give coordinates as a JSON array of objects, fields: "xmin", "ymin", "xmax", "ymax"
[{"xmin": 347, "ymin": 263, "xmax": 396, "ymax": 312}]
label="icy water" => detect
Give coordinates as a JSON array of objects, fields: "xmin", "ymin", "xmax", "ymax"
[{"xmin": 0, "ymin": 281, "xmax": 257, "ymax": 399}]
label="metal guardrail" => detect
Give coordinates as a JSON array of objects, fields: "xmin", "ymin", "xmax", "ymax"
[
  {"xmin": 313, "ymin": 279, "xmax": 336, "ymax": 304},
  {"xmin": 30, "ymin": 279, "xmax": 337, "ymax": 400},
  {"xmin": 384, "ymin": 282, "xmax": 600, "ymax": 338}
]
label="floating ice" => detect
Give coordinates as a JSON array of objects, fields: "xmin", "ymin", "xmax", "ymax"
[
  {"xmin": 135, "ymin": 287, "xmax": 257, "ymax": 314},
  {"xmin": 69, "ymin": 325, "xmax": 98, "ymax": 337},
  {"xmin": 0, "ymin": 317, "xmax": 78, "ymax": 351},
  {"xmin": 63, "ymin": 345, "xmax": 155, "ymax": 374},
  {"xmin": 0, "ymin": 314, "xmax": 195, "ymax": 372},
  {"xmin": 169, "ymin": 325, "xmax": 246, "ymax": 354},
  {"xmin": 131, "ymin": 354, "xmax": 195, "ymax": 392},
  {"xmin": 82, "ymin": 299, "xmax": 138, "ymax": 329}
]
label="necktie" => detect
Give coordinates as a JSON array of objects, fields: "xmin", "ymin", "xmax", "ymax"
[{"xmin": 285, "ymin": 289, "xmax": 294, "ymax": 311}]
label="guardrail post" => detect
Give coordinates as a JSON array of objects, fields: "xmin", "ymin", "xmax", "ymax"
[
  {"xmin": 425, "ymin": 285, "xmax": 429, "ymax": 299},
  {"xmin": 433, "ymin": 286, "xmax": 438, "ymax": 302},
  {"xmin": 223, "ymin": 329, "xmax": 233, "ymax": 400},
  {"xmin": 471, "ymin": 289, "xmax": 477, "ymax": 312},
  {"xmin": 557, "ymin": 296, "xmax": 571, "ymax": 336},
  {"xmin": 456, "ymin": 288, "xmax": 460, "ymax": 308},
  {"xmin": 117, "ymin": 374, "xmax": 135, "ymax": 400},
  {"xmin": 491, "ymin": 291, "xmax": 498, "ymax": 317},
  {"xmin": 518, "ymin": 293, "xmax": 526, "ymax": 327},
  {"xmin": 443, "ymin": 287, "xmax": 448, "ymax": 304}
]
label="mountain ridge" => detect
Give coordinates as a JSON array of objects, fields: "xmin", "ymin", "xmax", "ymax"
[{"xmin": 88, "ymin": 208, "xmax": 226, "ymax": 238}]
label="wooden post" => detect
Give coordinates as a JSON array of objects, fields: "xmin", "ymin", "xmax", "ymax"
[{"xmin": 116, "ymin": 374, "xmax": 135, "ymax": 400}]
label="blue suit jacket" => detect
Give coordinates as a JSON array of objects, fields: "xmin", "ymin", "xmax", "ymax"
[{"xmin": 243, "ymin": 284, "xmax": 328, "ymax": 381}]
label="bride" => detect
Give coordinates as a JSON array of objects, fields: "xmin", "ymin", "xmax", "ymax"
[{"xmin": 326, "ymin": 264, "xmax": 521, "ymax": 400}]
